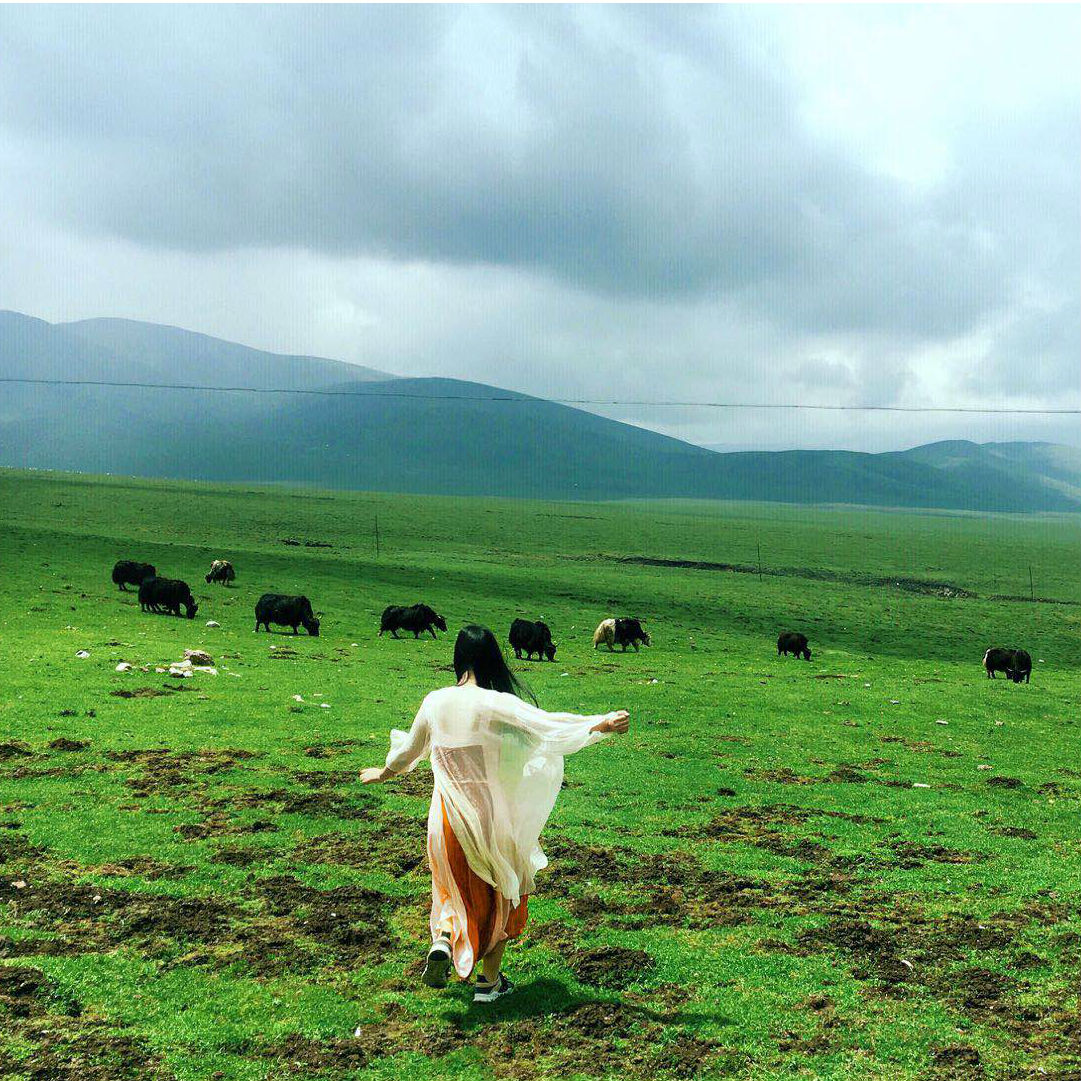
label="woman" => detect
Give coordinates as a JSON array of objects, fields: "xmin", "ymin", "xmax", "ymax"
[{"xmin": 361, "ymin": 624, "xmax": 630, "ymax": 1003}]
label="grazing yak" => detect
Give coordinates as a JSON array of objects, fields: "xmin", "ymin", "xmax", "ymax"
[
  {"xmin": 777, "ymin": 631, "xmax": 812, "ymax": 661},
  {"xmin": 112, "ymin": 560, "xmax": 156, "ymax": 591},
  {"xmin": 205, "ymin": 560, "xmax": 236, "ymax": 585},
  {"xmin": 984, "ymin": 647, "xmax": 1032, "ymax": 683},
  {"xmin": 509, "ymin": 619, "xmax": 556, "ymax": 661},
  {"xmin": 380, "ymin": 604, "xmax": 447, "ymax": 639},
  {"xmin": 593, "ymin": 617, "xmax": 651, "ymax": 652},
  {"xmin": 255, "ymin": 594, "xmax": 320, "ymax": 636},
  {"xmin": 138, "ymin": 577, "xmax": 198, "ymax": 619},
  {"xmin": 1008, "ymin": 649, "xmax": 1032, "ymax": 684}
]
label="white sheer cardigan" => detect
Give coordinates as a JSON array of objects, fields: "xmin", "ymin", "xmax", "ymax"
[{"xmin": 385, "ymin": 684, "xmax": 610, "ymax": 955}]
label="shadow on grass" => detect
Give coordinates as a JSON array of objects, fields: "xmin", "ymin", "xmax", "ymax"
[{"xmin": 435, "ymin": 976, "xmax": 736, "ymax": 1031}]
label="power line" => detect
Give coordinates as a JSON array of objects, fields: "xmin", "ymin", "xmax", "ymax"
[{"xmin": 1, "ymin": 376, "xmax": 1078, "ymax": 414}]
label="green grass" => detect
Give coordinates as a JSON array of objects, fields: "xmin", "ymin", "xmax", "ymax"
[{"xmin": 1, "ymin": 468, "xmax": 1079, "ymax": 1080}]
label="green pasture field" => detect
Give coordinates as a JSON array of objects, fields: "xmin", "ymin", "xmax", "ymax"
[{"xmin": 0, "ymin": 468, "xmax": 1079, "ymax": 1080}]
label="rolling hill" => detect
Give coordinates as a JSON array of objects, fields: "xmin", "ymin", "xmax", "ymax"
[{"xmin": 2, "ymin": 310, "xmax": 1078, "ymax": 510}]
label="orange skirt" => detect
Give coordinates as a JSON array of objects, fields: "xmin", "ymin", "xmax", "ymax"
[{"xmin": 434, "ymin": 797, "xmax": 528, "ymax": 970}]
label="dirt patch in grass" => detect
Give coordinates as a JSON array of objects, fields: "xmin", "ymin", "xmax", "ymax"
[
  {"xmin": 0, "ymin": 965, "xmax": 166, "ymax": 1079},
  {"xmin": 931, "ymin": 1045, "xmax": 984, "ymax": 1077},
  {"xmin": 255, "ymin": 874, "xmax": 396, "ymax": 960},
  {"xmin": 279, "ymin": 790, "xmax": 370, "ymax": 819},
  {"xmin": 292, "ymin": 769, "xmax": 359, "ymax": 787},
  {"xmin": 212, "ymin": 844, "xmax": 272, "ymax": 867},
  {"xmin": 174, "ymin": 816, "xmax": 279, "ymax": 841},
  {"xmin": 889, "ymin": 841, "xmax": 990, "ymax": 868},
  {"xmin": 0, "ymin": 741, "xmax": 35, "ymax": 759},
  {"xmin": 110, "ymin": 686, "xmax": 174, "ymax": 699},
  {"xmin": 47, "ymin": 738, "xmax": 90, "ymax": 752},
  {"xmin": 473, "ymin": 999, "xmax": 736, "ymax": 1080},
  {"xmin": 786, "ymin": 899, "xmax": 1081, "ymax": 1054},
  {"xmin": 387, "ymin": 768, "xmax": 436, "ymax": 799},
  {"xmin": 568, "ymin": 946, "xmax": 656, "ymax": 990},
  {"xmin": 78, "ymin": 855, "xmax": 194, "ymax": 880},
  {"xmin": 0, "ymin": 964, "xmax": 63, "ymax": 1019},
  {"xmin": 108, "ymin": 747, "xmax": 260, "ymax": 798},
  {"xmin": 940, "ymin": 967, "xmax": 1016, "ymax": 1016},
  {"xmin": 744, "ymin": 764, "xmax": 911, "ymax": 790},
  {"xmin": 0, "ymin": 873, "xmax": 242, "ymax": 961},
  {"xmin": 880, "ymin": 735, "xmax": 962, "ymax": 758},
  {"xmin": 744, "ymin": 767, "xmax": 817, "ymax": 786},
  {"xmin": 542, "ymin": 837, "xmax": 779, "ymax": 931},
  {"xmin": 663, "ymin": 804, "xmax": 885, "ymax": 868},
  {"xmin": 303, "ymin": 741, "xmax": 361, "ymax": 758},
  {"xmin": 292, "ymin": 826, "xmax": 427, "ymax": 877}
]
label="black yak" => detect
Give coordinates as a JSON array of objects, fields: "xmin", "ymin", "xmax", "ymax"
[
  {"xmin": 509, "ymin": 619, "xmax": 557, "ymax": 661},
  {"xmin": 1008, "ymin": 649, "xmax": 1032, "ymax": 684},
  {"xmin": 984, "ymin": 647, "xmax": 1032, "ymax": 683},
  {"xmin": 379, "ymin": 604, "xmax": 447, "ymax": 639},
  {"xmin": 138, "ymin": 577, "xmax": 198, "ymax": 619},
  {"xmin": 777, "ymin": 631, "xmax": 812, "ymax": 661},
  {"xmin": 255, "ymin": 594, "xmax": 320, "ymax": 636},
  {"xmin": 112, "ymin": 560, "xmax": 156, "ymax": 591}
]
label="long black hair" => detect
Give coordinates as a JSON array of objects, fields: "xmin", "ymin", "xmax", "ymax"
[{"xmin": 454, "ymin": 624, "xmax": 536, "ymax": 704}]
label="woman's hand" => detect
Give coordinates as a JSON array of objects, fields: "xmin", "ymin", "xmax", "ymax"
[
  {"xmin": 595, "ymin": 710, "xmax": 630, "ymax": 735},
  {"xmin": 360, "ymin": 766, "xmax": 390, "ymax": 784}
]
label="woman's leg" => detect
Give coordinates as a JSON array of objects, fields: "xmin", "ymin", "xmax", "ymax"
[{"xmin": 479, "ymin": 939, "xmax": 507, "ymax": 984}]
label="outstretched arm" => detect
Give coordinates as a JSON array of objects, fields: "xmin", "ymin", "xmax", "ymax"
[
  {"xmin": 360, "ymin": 700, "xmax": 431, "ymax": 783},
  {"xmin": 501, "ymin": 697, "xmax": 631, "ymax": 756}
]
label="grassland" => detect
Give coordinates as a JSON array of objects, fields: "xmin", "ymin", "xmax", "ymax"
[{"xmin": 0, "ymin": 468, "xmax": 1079, "ymax": 1080}]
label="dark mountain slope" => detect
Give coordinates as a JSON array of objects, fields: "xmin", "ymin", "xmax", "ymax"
[{"xmin": 1, "ymin": 311, "xmax": 1077, "ymax": 510}]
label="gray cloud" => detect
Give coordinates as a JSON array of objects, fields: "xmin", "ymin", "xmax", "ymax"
[{"xmin": 0, "ymin": 4, "xmax": 1076, "ymax": 449}]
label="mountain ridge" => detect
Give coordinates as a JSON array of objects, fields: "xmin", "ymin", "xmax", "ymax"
[{"xmin": 2, "ymin": 310, "xmax": 1077, "ymax": 511}]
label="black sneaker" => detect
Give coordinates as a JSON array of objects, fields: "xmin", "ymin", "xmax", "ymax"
[
  {"xmin": 473, "ymin": 973, "xmax": 515, "ymax": 1003},
  {"xmin": 421, "ymin": 941, "xmax": 453, "ymax": 988}
]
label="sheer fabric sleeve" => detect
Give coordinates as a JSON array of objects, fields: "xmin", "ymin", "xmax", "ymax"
[
  {"xmin": 385, "ymin": 698, "xmax": 431, "ymax": 774},
  {"xmin": 497, "ymin": 694, "xmax": 610, "ymax": 758}
]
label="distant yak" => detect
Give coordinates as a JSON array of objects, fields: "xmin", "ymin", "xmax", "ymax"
[
  {"xmin": 379, "ymin": 604, "xmax": 447, "ymax": 639},
  {"xmin": 139, "ymin": 577, "xmax": 198, "ymax": 619},
  {"xmin": 984, "ymin": 647, "xmax": 1031, "ymax": 683},
  {"xmin": 509, "ymin": 618, "xmax": 556, "ymax": 661},
  {"xmin": 777, "ymin": 631, "xmax": 812, "ymax": 661},
  {"xmin": 112, "ymin": 560, "xmax": 156, "ymax": 591},
  {"xmin": 205, "ymin": 560, "xmax": 236, "ymax": 585},
  {"xmin": 593, "ymin": 617, "xmax": 651, "ymax": 652},
  {"xmin": 255, "ymin": 594, "xmax": 320, "ymax": 636}
]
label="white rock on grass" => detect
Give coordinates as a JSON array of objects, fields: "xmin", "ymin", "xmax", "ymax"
[
  {"xmin": 75, "ymin": 650, "xmax": 90, "ymax": 658},
  {"xmin": 205, "ymin": 620, "xmax": 221, "ymax": 628},
  {"xmin": 320, "ymin": 703, "xmax": 331, "ymax": 709},
  {"xmin": 912, "ymin": 783, "xmax": 931, "ymax": 789},
  {"xmin": 292, "ymin": 694, "xmax": 304, "ymax": 702},
  {"xmin": 115, "ymin": 662, "xmax": 133, "ymax": 672}
]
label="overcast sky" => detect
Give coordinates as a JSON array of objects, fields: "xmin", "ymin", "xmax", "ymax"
[{"xmin": 1, "ymin": 4, "xmax": 1078, "ymax": 450}]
